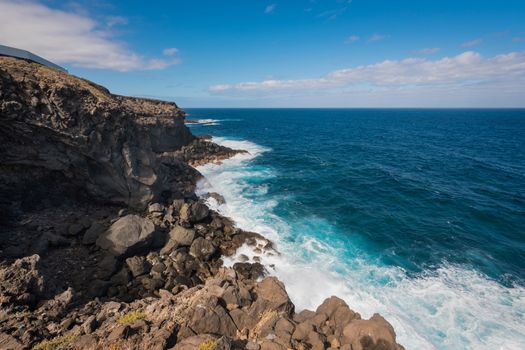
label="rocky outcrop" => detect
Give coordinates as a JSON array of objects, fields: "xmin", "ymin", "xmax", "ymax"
[
  {"xmin": 0, "ymin": 56, "xmax": 404, "ymax": 350},
  {"xmin": 1, "ymin": 56, "xmax": 198, "ymax": 211}
]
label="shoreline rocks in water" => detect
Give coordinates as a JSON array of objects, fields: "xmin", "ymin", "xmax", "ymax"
[{"xmin": 0, "ymin": 56, "xmax": 404, "ymax": 349}]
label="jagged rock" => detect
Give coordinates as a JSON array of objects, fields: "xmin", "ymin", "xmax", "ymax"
[
  {"xmin": 0, "ymin": 255, "xmax": 45, "ymax": 308},
  {"xmin": 179, "ymin": 201, "xmax": 209, "ymax": 223},
  {"xmin": 189, "ymin": 237, "xmax": 216, "ymax": 261},
  {"xmin": 96, "ymin": 214, "xmax": 156, "ymax": 257},
  {"xmin": 203, "ymin": 192, "xmax": 226, "ymax": 205},
  {"xmin": 342, "ymin": 314, "xmax": 404, "ymax": 350},
  {"xmin": 250, "ymin": 277, "xmax": 294, "ymax": 317},
  {"xmin": 161, "ymin": 225, "xmax": 195, "ymax": 254},
  {"xmin": 40, "ymin": 287, "xmax": 74, "ymax": 318},
  {"xmin": 126, "ymin": 256, "xmax": 151, "ymax": 277},
  {"xmin": 233, "ymin": 262, "xmax": 266, "ymax": 280},
  {"xmin": 188, "ymin": 295, "xmax": 238, "ymax": 337}
]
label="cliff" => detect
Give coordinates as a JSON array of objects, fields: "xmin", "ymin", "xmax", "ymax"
[
  {"xmin": 0, "ymin": 56, "xmax": 196, "ymax": 212},
  {"xmin": 0, "ymin": 57, "xmax": 404, "ymax": 350}
]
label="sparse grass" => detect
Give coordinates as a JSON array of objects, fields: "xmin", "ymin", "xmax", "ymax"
[
  {"xmin": 33, "ymin": 334, "xmax": 74, "ymax": 350},
  {"xmin": 258, "ymin": 309, "xmax": 278, "ymax": 321},
  {"xmin": 117, "ymin": 310, "xmax": 146, "ymax": 325},
  {"xmin": 199, "ymin": 340, "xmax": 218, "ymax": 350}
]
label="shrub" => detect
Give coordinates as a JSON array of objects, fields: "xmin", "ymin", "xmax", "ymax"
[
  {"xmin": 117, "ymin": 310, "xmax": 146, "ymax": 325},
  {"xmin": 33, "ymin": 334, "xmax": 74, "ymax": 350},
  {"xmin": 199, "ymin": 340, "xmax": 218, "ymax": 350}
]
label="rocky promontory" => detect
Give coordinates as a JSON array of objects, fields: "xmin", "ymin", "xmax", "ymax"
[{"xmin": 0, "ymin": 57, "xmax": 404, "ymax": 350}]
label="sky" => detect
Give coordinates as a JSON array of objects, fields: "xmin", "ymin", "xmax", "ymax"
[{"xmin": 0, "ymin": 0, "xmax": 525, "ymax": 107}]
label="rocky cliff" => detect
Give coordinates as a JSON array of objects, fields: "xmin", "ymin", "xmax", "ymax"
[
  {"xmin": 0, "ymin": 56, "xmax": 197, "ymax": 213},
  {"xmin": 0, "ymin": 57, "xmax": 404, "ymax": 350}
]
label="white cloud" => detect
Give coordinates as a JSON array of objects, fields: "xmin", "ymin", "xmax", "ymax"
[
  {"xmin": 163, "ymin": 47, "xmax": 179, "ymax": 56},
  {"xmin": 0, "ymin": 0, "xmax": 180, "ymax": 71},
  {"xmin": 461, "ymin": 38, "xmax": 483, "ymax": 48},
  {"xmin": 265, "ymin": 4, "xmax": 276, "ymax": 14},
  {"xmin": 209, "ymin": 51, "xmax": 525, "ymax": 96},
  {"xmin": 368, "ymin": 34, "xmax": 387, "ymax": 42},
  {"xmin": 344, "ymin": 35, "xmax": 360, "ymax": 44},
  {"xmin": 105, "ymin": 16, "xmax": 128, "ymax": 28},
  {"xmin": 413, "ymin": 47, "xmax": 441, "ymax": 55}
]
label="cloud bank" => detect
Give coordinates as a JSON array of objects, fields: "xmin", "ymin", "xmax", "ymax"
[
  {"xmin": 0, "ymin": 0, "xmax": 180, "ymax": 71},
  {"xmin": 209, "ymin": 51, "xmax": 525, "ymax": 97}
]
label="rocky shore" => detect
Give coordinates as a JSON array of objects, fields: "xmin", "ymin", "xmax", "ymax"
[{"xmin": 0, "ymin": 57, "xmax": 404, "ymax": 350}]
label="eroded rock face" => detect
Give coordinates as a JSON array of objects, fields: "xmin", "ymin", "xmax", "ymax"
[
  {"xmin": 0, "ymin": 56, "xmax": 195, "ymax": 212},
  {"xmin": 0, "ymin": 57, "xmax": 404, "ymax": 350},
  {"xmin": 0, "ymin": 255, "xmax": 45, "ymax": 309}
]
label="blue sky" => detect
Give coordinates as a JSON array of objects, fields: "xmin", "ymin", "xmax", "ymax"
[{"xmin": 1, "ymin": 0, "xmax": 525, "ymax": 107}]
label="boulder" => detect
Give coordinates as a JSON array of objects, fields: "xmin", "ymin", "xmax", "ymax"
[
  {"xmin": 188, "ymin": 296, "xmax": 238, "ymax": 337},
  {"xmin": 233, "ymin": 262, "xmax": 265, "ymax": 281},
  {"xmin": 161, "ymin": 225, "xmax": 195, "ymax": 254},
  {"xmin": 189, "ymin": 237, "xmax": 216, "ymax": 261},
  {"xmin": 250, "ymin": 277, "xmax": 293, "ymax": 317},
  {"xmin": 96, "ymin": 215, "xmax": 156, "ymax": 257},
  {"xmin": 342, "ymin": 314, "xmax": 403, "ymax": 350},
  {"xmin": 0, "ymin": 255, "xmax": 45, "ymax": 308},
  {"xmin": 179, "ymin": 201, "xmax": 209, "ymax": 223},
  {"xmin": 126, "ymin": 256, "xmax": 151, "ymax": 277}
]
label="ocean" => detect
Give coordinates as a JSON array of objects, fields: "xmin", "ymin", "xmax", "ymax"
[{"xmin": 186, "ymin": 108, "xmax": 525, "ymax": 350}]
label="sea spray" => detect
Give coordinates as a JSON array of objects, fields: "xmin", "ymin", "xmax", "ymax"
[{"xmin": 196, "ymin": 136, "xmax": 525, "ymax": 350}]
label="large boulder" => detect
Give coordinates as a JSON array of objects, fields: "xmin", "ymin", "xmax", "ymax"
[
  {"xmin": 342, "ymin": 314, "xmax": 404, "ymax": 350},
  {"xmin": 179, "ymin": 201, "xmax": 210, "ymax": 223},
  {"xmin": 189, "ymin": 237, "xmax": 216, "ymax": 261},
  {"xmin": 96, "ymin": 215, "xmax": 156, "ymax": 257},
  {"xmin": 249, "ymin": 277, "xmax": 294, "ymax": 317},
  {"xmin": 160, "ymin": 225, "xmax": 195, "ymax": 254}
]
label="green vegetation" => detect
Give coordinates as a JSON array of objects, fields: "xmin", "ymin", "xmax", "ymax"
[
  {"xmin": 199, "ymin": 340, "xmax": 218, "ymax": 350},
  {"xmin": 117, "ymin": 309, "xmax": 146, "ymax": 325},
  {"xmin": 33, "ymin": 334, "xmax": 74, "ymax": 350}
]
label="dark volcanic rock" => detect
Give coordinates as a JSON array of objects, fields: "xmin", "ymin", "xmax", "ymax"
[
  {"xmin": 0, "ymin": 255, "xmax": 45, "ymax": 308},
  {"xmin": 0, "ymin": 57, "xmax": 404, "ymax": 350},
  {"xmin": 96, "ymin": 214, "xmax": 156, "ymax": 257},
  {"xmin": 0, "ymin": 56, "xmax": 195, "ymax": 211}
]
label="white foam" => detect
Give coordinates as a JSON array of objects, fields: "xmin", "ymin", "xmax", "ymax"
[
  {"xmin": 196, "ymin": 137, "xmax": 525, "ymax": 350},
  {"xmin": 187, "ymin": 119, "xmax": 221, "ymax": 126}
]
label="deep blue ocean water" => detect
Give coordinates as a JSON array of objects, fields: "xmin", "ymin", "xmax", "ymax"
[{"xmin": 186, "ymin": 109, "xmax": 525, "ymax": 349}]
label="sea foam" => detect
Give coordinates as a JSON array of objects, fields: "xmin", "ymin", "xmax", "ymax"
[{"xmin": 196, "ymin": 137, "xmax": 525, "ymax": 350}]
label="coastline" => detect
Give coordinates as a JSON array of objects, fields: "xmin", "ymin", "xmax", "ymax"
[{"xmin": 0, "ymin": 56, "xmax": 404, "ymax": 350}]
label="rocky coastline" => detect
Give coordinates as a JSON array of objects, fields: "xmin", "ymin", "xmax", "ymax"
[{"xmin": 0, "ymin": 57, "xmax": 404, "ymax": 350}]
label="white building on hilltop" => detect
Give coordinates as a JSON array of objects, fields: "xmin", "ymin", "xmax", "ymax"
[{"xmin": 0, "ymin": 44, "xmax": 67, "ymax": 73}]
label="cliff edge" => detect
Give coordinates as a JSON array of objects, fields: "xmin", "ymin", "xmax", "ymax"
[{"xmin": 0, "ymin": 57, "xmax": 404, "ymax": 350}]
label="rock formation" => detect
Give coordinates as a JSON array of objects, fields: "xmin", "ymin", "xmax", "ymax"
[{"xmin": 0, "ymin": 57, "xmax": 404, "ymax": 350}]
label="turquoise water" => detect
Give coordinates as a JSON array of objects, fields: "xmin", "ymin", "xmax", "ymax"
[{"xmin": 187, "ymin": 109, "xmax": 525, "ymax": 349}]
